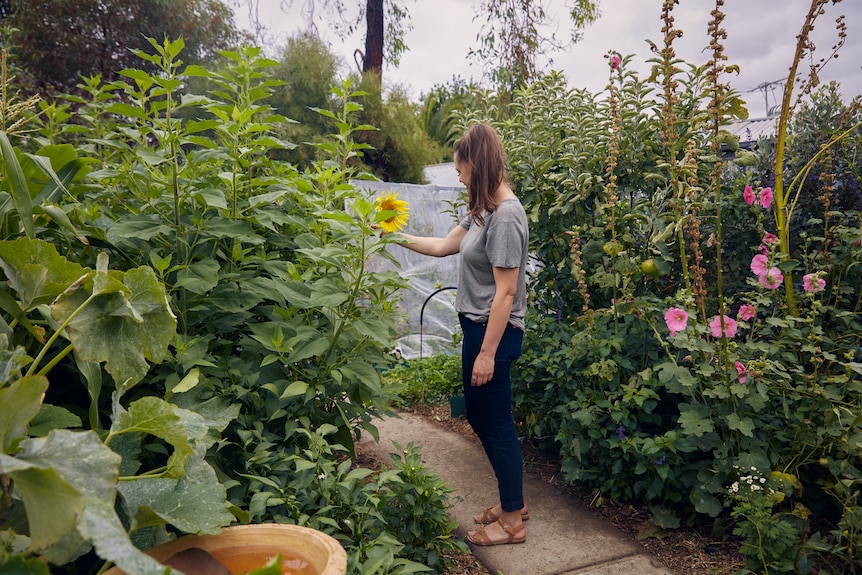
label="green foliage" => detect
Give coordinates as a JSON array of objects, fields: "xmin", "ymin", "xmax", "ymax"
[
  {"xmin": 383, "ymin": 354, "xmax": 462, "ymax": 408},
  {"xmin": 464, "ymin": 7, "xmax": 862, "ymax": 569},
  {"xmin": 354, "ymin": 74, "xmax": 444, "ymax": 183},
  {"xmin": 7, "ymin": 0, "xmax": 244, "ymax": 96},
  {"xmin": 727, "ymin": 468, "xmax": 801, "ymax": 575},
  {"xmin": 420, "ymin": 77, "xmax": 483, "ymax": 151},
  {"xmin": 470, "ymin": 0, "xmax": 601, "ymax": 92},
  {"xmin": 1, "ymin": 37, "xmax": 464, "ymax": 575},
  {"xmin": 231, "ymin": 431, "xmax": 465, "ymax": 574},
  {"xmin": 785, "ymin": 82, "xmax": 862, "ymax": 239},
  {"xmin": 0, "ymin": 238, "xmax": 228, "ymax": 575},
  {"xmin": 268, "ymin": 31, "xmax": 341, "ymax": 167}
]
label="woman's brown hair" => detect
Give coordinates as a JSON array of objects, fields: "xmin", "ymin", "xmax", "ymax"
[{"xmin": 455, "ymin": 123, "xmax": 508, "ymax": 226}]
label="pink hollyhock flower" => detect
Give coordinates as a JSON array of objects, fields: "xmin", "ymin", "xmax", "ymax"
[
  {"xmin": 750, "ymin": 254, "xmax": 769, "ymax": 276},
  {"xmin": 610, "ymin": 55, "xmax": 621, "ymax": 70},
  {"xmin": 803, "ymin": 273, "xmax": 826, "ymax": 293},
  {"xmin": 759, "ymin": 187, "xmax": 773, "ymax": 209},
  {"xmin": 759, "ymin": 267, "xmax": 783, "ymax": 289},
  {"xmin": 734, "ymin": 361, "xmax": 748, "ymax": 384},
  {"xmin": 664, "ymin": 307, "xmax": 689, "ymax": 337},
  {"xmin": 710, "ymin": 315, "xmax": 738, "ymax": 338},
  {"xmin": 738, "ymin": 304, "xmax": 756, "ymax": 321},
  {"xmin": 743, "ymin": 185, "xmax": 755, "ymax": 205},
  {"xmin": 762, "ymin": 232, "xmax": 778, "ymax": 245}
]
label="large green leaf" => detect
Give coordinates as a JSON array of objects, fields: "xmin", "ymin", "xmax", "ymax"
[
  {"xmin": 27, "ymin": 403, "xmax": 83, "ymax": 437},
  {"xmin": 0, "ymin": 431, "xmax": 116, "ymax": 554},
  {"xmin": 110, "ymin": 397, "xmax": 193, "ymax": 478},
  {"xmin": 307, "ymin": 278, "xmax": 349, "ymax": 308},
  {"xmin": 0, "ymin": 458, "xmax": 84, "ymax": 551},
  {"xmin": 13, "ymin": 430, "xmax": 120, "ymax": 501},
  {"xmin": 677, "ymin": 408, "xmax": 715, "ymax": 437},
  {"xmin": 174, "ymin": 260, "xmax": 220, "ymax": 295},
  {"xmin": 76, "ymin": 497, "xmax": 176, "ymax": 575},
  {"xmin": 0, "ymin": 375, "xmax": 48, "ymax": 452},
  {"xmin": 0, "ymin": 131, "xmax": 34, "ymax": 239},
  {"xmin": 278, "ymin": 279, "xmax": 313, "ymax": 308},
  {"xmin": 690, "ymin": 485, "xmax": 722, "ymax": 517},
  {"xmin": 202, "ymin": 217, "xmax": 265, "ymax": 244},
  {"xmin": 0, "ymin": 238, "xmax": 89, "ymax": 310},
  {"xmin": 52, "ymin": 266, "xmax": 176, "ymax": 390},
  {"xmin": 338, "ymin": 360, "xmax": 382, "ymax": 393},
  {"xmin": 169, "ymin": 391, "xmax": 239, "ymax": 449},
  {"xmin": 118, "ymin": 458, "xmax": 233, "ymax": 535},
  {"xmin": 350, "ymin": 318, "xmax": 394, "ymax": 347},
  {"xmin": 107, "ymin": 215, "xmax": 172, "ymax": 243}
]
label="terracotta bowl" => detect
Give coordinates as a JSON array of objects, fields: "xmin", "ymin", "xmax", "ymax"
[{"xmin": 104, "ymin": 524, "xmax": 346, "ymax": 575}]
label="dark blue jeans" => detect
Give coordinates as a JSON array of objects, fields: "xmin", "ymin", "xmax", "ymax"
[{"xmin": 459, "ymin": 313, "xmax": 525, "ymax": 513}]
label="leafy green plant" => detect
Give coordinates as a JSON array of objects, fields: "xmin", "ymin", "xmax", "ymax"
[
  {"xmin": 467, "ymin": 1, "xmax": 862, "ymax": 570},
  {"xmin": 383, "ymin": 354, "xmax": 462, "ymax": 408},
  {"xmin": 727, "ymin": 467, "xmax": 802, "ymax": 575},
  {"xmin": 0, "ymin": 237, "xmax": 237, "ymax": 575},
  {"xmin": 3, "ymin": 36, "xmax": 467, "ymax": 575}
]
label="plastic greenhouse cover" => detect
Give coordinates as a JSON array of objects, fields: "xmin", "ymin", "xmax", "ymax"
[{"xmin": 355, "ymin": 179, "xmax": 466, "ymax": 360}]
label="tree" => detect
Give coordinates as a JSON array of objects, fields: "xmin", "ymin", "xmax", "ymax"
[
  {"xmin": 354, "ymin": 73, "xmax": 443, "ymax": 183},
  {"xmin": 268, "ymin": 31, "xmax": 340, "ymax": 166},
  {"xmin": 7, "ymin": 0, "xmax": 244, "ymax": 96},
  {"xmin": 420, "ymin": 76, "xmax": 482, "ymax": 149},
  {"xmin": 471, "ymin": 0, "xmax": 601, "ymax": 91},
  {"xmin": 241, "ymin": 0, "xmax": 411, "ymax": 80}
]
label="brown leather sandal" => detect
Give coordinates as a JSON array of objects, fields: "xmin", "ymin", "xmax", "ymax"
[
  {"xmin": 473, "ymin": 505, "xmax": 530, "ymax": 524},
  {"xmin": 467, "ymin": 519, "xmax": 527, "ymax": 546}
]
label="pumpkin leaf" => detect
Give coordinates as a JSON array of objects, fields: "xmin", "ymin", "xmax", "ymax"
[
  {"xmin": 0, "ymin": 375, "xmax": 48, "ymax": 452},
  {"xmin": 52, "ymin": 265, "xmax": 176, "ymax": 391},
  {"xmin": 0, "ymin": 238, "xmax": 89, "ymax": 310}
]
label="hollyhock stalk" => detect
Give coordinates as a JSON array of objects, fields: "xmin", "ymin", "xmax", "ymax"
[
  {"xmin": 705, "ymin": 0, "xmax": 732, "ymax": 368},
  {"xmin": 771, "ymin": 0, "xmax": 840, "ymax": 316}
]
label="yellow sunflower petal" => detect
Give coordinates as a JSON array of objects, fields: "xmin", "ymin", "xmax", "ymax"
[{"xmin": 375, "ymin": 192, "xmax": 409, "ymax": 232}]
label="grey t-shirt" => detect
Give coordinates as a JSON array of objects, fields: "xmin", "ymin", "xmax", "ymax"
[{"xmin": 456, "ymin": 198, "xmax": 529, "ymax": 330}]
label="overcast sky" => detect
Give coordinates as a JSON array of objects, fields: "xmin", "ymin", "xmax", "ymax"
[{"xmin": 236, "ymin": 0, "xmax": 861, "ymax": 119}]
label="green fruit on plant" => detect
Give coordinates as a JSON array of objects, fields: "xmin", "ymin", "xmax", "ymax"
[
  {"xmin": 641, "ymin": 258, "xmax": 660, "ymax": 277},
  {"xmin": 819, "ymin": 458, "xmax": 830, "ymax": 467}
]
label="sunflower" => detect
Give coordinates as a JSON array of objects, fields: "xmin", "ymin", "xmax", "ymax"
[{"xmin": 375, "ymin": 191, "xmax": 409, "ymax": 233}]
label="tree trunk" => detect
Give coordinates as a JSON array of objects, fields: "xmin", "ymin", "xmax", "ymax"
[{"xmin": 363, "ymin": 0, "xmax": 383, "ymax": 77}]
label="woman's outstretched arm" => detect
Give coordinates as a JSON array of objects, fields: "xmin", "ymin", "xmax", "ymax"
[{"xmin": 397, "ymin": 224, "xmax": 467, "ymax": 257}]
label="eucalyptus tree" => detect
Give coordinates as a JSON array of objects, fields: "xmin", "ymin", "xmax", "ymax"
[{"xmin": 240, "ymin": 0, "xmax": 412, "ymax": 79}]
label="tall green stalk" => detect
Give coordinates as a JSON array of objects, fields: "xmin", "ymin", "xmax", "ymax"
[{"xmin": 772, "ymin": 0, "xmax": 837, "ymax": 317}]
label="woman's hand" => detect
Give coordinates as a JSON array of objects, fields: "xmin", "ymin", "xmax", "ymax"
[{"xmin": 470, "ymin": 351, "xmax": 495, "ymax": 386}]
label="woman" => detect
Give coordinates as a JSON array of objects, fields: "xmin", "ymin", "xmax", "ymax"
[{"xmin": 395, "ymin": 123, "xmax": 530, "ymax": 546}]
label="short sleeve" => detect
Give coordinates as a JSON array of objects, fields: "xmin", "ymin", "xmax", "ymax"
[{"xmin": 485, "ymin": 204, "xmax": 527, "ymax": 269}]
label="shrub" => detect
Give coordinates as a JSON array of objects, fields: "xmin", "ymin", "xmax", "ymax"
[{"xmin": 383, "ymin": 354, "xmax": 462, "ymax": 408}]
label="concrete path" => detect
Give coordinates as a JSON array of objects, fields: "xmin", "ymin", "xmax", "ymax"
[{"xmin": 358, "ymin": 412, "xmax": 675, "ymax": 575}]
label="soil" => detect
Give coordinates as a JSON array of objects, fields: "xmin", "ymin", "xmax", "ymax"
[{"xmin": 394, "ymin": 403, "xmax": 747, "ymax": 575}]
